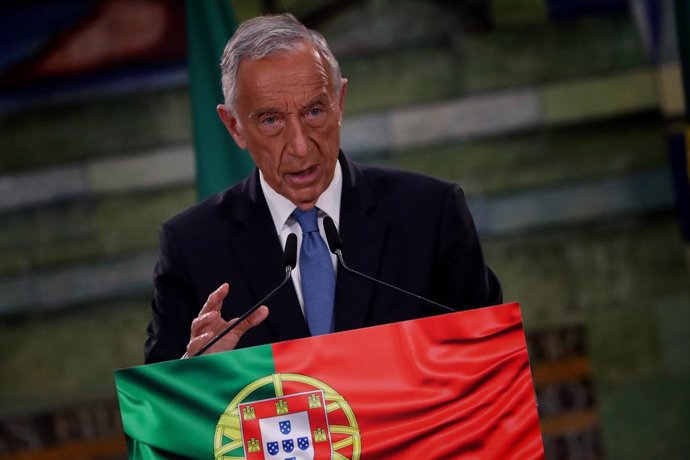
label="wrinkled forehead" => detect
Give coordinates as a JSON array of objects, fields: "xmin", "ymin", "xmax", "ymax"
[
  {"xmin": 234, "ymin": 44, "xmax": 334, "ymax": 108},
  {"xmin": 241, "ymin": 41, "xmax": 325, "ymax": 75}
]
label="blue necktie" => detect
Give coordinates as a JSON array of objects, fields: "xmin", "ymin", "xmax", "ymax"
[{"xmin": 292, "ymin": 208, "xmax": 335, "ymax": 335}]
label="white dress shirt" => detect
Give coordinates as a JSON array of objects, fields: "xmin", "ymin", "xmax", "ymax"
[{"xmin": 259, "ymin": 161, "xmax": 342, "ymax": 313}]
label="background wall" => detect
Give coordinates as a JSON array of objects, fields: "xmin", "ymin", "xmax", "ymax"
[{"xmin": 1, "ymin": 0, "xmax": 688, "ymax": 459}]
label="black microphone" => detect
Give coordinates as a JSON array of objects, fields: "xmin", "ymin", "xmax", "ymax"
[
  {"xmin": 323, "ymin": 217, "xmax": 455, "ymax": 314},
  {"xmin": 188, "ymin": 233, "xmax": 298, "ymax": 358}
]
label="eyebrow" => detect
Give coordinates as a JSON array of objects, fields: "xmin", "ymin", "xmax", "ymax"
[
  {"xmin": 248, "ymin": 107, "xmax": 282, "ymax": 120},
  {"xmin": 249, "ymin": 92, "xmax": 330, "ymax": 120},
  {"xmin": 301, "ymin": 93, "xmax": 329, "ymax": 109}
]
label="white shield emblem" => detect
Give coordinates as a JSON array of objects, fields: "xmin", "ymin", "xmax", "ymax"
[{"xmin": 259, "ymin": 412, "xmax": 313, "ymax": 459}]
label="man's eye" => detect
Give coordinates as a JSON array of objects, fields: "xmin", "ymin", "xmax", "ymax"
[
  {"xmin": 305, "ymin": 106, "xmax": 326, "ymax": 123},
  {"xmin": 262, "ymin": 116, "xmax": 278, "ymax": 125}
]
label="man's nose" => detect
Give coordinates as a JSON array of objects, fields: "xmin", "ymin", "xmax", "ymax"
[{"xmin": 284, "ymin": 117, "xmax": 309, "ymax": 157}]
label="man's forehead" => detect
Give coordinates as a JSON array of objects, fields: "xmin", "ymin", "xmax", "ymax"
[
  {"xmin": 237, "ymin": 41, "xmax": 325, "ymax": 77},
  {"xmin": 241, "ymin": 55, "xmax": 326, "ymax": 81},
  {"xmin": 234, "ymin": 45, "xmax": 333, "ymax": 113}
]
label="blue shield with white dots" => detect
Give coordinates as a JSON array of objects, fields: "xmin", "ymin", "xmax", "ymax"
[
  {"xmin": 297, "ymin": 436, "xmax": 310, "ymax": 451},
  {"xmin": 266, "ymin": 441, "xmax": 279, "ymax": 456},
  {"xmin": 282, "ymin": 439, "xmax": 294, "ymax": 453},
  {"xmin": 279, "ymin": 420, "xmax": 292, "ymax": 435}
]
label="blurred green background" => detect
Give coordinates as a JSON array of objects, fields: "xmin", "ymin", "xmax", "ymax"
[{"xmin": 1, "ymin": 0, "xmax": 688, "ymax": 459}]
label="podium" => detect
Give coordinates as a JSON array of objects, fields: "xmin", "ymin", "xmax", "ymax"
[{"xmin": 116, "ymin": 303, "xmax": 544, "ymax": 459}]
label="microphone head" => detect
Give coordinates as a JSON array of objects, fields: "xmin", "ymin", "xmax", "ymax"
[
  {"xmin": 284, "ymin": 233, "xmax": 297, "ymax": 269},
  {"xmin": 323, "ymin": 216, "xmax": 343, "ymax": 254}
]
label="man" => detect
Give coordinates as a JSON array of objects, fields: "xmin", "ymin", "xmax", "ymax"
[{"xmin": 144, "ymin": 13, "xmax": 501, "ymax": 364}]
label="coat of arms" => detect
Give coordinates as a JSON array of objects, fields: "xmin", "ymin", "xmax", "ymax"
[
  {"xmin": 214, "ymin": 373, "xmax": 361, "ymax": 460},
  {"xmin": 238, "ymin": 390, "xmax": 332, "ymax": 459}
]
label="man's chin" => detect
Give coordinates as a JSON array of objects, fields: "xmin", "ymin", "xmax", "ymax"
[{"xmin": 285, "ymin": 190, "xmax": 320, "ymax": 210}]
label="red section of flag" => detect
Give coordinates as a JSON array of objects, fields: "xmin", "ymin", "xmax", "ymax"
[{"xmin": 273, "ymin": 303, "xmax": 544, "ymax": 459}]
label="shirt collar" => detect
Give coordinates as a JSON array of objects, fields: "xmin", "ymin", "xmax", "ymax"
[{"xmin": 260, "ymin": 160, "xmax": 342, "ymax": 233}]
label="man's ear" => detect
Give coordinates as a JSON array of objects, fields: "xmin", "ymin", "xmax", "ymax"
[{"xmin": 217, "ymin": 104, "xmax": 247, "ymax": 150}]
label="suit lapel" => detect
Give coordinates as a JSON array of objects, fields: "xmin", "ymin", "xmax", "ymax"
[
  {"xmin": 333, "ymin": 155, "xmax": 388, "ymax": 331},
  {"xmin": 225, "ymin": 171, "xmax": 310, "ymax": 341}
]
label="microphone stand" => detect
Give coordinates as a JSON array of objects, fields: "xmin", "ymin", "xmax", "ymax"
[
  {"xmin": 184, "ymin": 233, "xmax": 297, "ymax": 358},
  {"xmin": 188, "ymin": 265, "xmax": 294, "ymax": 358},
  {"xmin": 333, "ymin": 248, "xmax": 455, "ymax": 314},
  {"xmin": 323, "ymin": 216, "xmax": 455, "ymax": 314}
]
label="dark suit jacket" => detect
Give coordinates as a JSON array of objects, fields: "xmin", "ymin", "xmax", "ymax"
[{"xmin": 145, "ymin": 153, "xmax": 502, "ymax": 363}]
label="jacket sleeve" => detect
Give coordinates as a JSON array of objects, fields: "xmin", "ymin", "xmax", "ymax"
[
  {"xmin": 432, "ymin": 184, "xmax": 502, "ymax": 309},
  {"xmin": 144, "ymin": 223, "xmax": 199, "ymax": 363}
]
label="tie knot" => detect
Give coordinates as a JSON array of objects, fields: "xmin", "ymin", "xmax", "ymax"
[{"xmin": 292, "ymin": 208, "xmax": 320, "ymax": 233}]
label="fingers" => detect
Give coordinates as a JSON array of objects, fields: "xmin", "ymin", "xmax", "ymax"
[
  {"xmin": 185, "ymin": 283, "xmax": 270, "ymax": 358},
  {"xmin": 190, "ymin": 309, "xmax": 221, "ymax": 338},
  {"xmin": 211, "ymin": 306, "xmax": 269, "ymax": 353},
  {"xmin": 199, "ymin": 283, "xmax": 229, "ymax": 315},
  {"xmin": 191, "ymin": 284, "xmax": 230, "ymax": 337},
  {"xmin": 187, "ymin": 305, "xmax": 270, "ymax": 357},
  {"xmin": 230, "ymin": 306, "xmax": 270, "ymax": 338},
  {"xmin": 185, "ymin": 330, "xmax": 215, "ymax": 357},
  {"xmin": 186, "ymin": 283, "xmax": 230, "ymax": 357},
  {"xmin": 187, "ymin": 312, "xmax": 223, "ymax": 356}
]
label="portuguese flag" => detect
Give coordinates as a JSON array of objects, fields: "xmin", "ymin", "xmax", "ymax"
[{"xmin": 116, "ymin": 303, "xmax": 544, "ymax": 459}]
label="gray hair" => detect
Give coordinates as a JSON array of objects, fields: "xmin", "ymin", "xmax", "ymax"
[{"xmin": 220, "ymin": 13, "xmax": 343, "ymax": 113}]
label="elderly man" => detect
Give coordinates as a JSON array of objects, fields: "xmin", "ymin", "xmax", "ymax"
[{"xmin": 144, "ymin": 13, "xmax": 501, "ymax": 364}]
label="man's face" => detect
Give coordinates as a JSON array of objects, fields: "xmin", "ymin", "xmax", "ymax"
[{"xmin": 218, "ymin": 41, "xmax": 347, "ymax": 210}]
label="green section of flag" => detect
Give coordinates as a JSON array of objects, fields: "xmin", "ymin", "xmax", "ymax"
[
  {"xmin": 185, "ymin": 0, "xmax": 255, "ymax": 200},
  {"xmin": 116, "ymin": 345, "xmax": 275, "ymax": 459}
]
